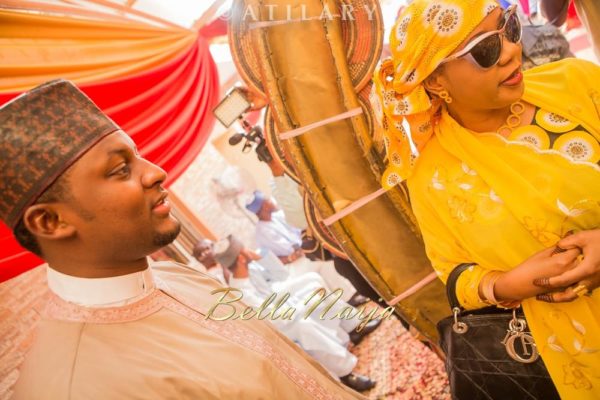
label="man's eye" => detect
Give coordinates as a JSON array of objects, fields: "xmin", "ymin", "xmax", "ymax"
[{"xmin": 112, "ymin": 164, "xmax": 130, "ymax": 176}]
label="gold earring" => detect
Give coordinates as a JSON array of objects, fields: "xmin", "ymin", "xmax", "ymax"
[{"xmin": 439, "ymin": 90, "xmax": 452, "ymax": 104}]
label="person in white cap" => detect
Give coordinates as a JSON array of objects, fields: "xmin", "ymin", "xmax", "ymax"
[
  {"xmin": 246, "ymin": 190, "xmax": 359, "ymax": 302},
  {"xmin": 213, "ymin": 235, "xmax": 379, "ymax": 392}
]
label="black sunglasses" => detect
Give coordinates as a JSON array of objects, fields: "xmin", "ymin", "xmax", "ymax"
[{"xmin": 440, "ymin": 5, "xmax": 522, "ymax": 69}]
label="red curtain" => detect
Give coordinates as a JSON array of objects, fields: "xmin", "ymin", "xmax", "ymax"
[
  {"xmin": 200, "ymin": 16, "xmax": 228, "ymax": 39},
  {"xmin": 0, "ymin": 34, "xmax": 220, "ymax": 282}
]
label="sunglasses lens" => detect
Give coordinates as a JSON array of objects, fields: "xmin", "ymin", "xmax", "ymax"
[
  {"xmin": 470, "ymin": 34, "xmax": 502, "ymax": 68},
  {"xmin": 505, "ymin": 13, "xmax": 521, "ymax": 43}
]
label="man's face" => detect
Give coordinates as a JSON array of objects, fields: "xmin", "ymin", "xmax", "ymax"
[
  {"xmin": 195, "ymin": 239, "xmax": 217, "ymax": 268},
  {"xmin": 58, "ymin": 131, "xmax": 180, "ymax": 262},
  {"xmin": 257, "ymin": 199, "xmax": 276, "ymax": 220}
]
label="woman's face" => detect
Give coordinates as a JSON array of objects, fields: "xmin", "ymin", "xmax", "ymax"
[{"xmin": 435, "ymin": 7, "xmax": 524, "ymax": 111}]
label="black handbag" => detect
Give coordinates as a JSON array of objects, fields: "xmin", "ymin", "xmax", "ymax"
[{"xmin": 436, "ymin": 263, "xmax": 561, "ymax": 400}]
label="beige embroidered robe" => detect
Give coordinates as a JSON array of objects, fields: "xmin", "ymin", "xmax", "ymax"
[{"xmin": 12, "ymin": 262, "xmax": 366, "ymax": 399}]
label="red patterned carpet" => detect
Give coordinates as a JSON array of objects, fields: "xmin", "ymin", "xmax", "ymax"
[{"xmin": 350, "ymin": 314, "xmax": 450, "ymax": 400}]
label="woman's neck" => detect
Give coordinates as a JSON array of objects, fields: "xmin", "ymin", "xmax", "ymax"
[
  {"xmin": 445, "ymin": 101, "xmax": 536, "ymax": 136},
  {"xmin": 447, "ymin": 104, "xmax": 511, "ymax": 134}
]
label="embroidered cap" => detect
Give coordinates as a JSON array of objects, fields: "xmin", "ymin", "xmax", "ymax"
[
  {"xmin": 0, "ymin": 79, "xmax": 120, "ymax": 229},
  {"xmin": 213, "ymin": 235, "xmax": 244, "ymax": 270}
]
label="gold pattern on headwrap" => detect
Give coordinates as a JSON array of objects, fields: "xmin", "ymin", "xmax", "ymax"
[{"xmin": 371, "ymin": 0, "xmax": 499, "ymax": 189}]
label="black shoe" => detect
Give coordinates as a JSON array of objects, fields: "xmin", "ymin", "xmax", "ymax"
[
  {"xmin": 349, "ymin": 319, "xmax": 382, "ymax": 346},
  {"xmin": 348, "ymin": 292, "xmax": 370, "ymax": 307},
  {"xmin": 341, "ymin": 373, "xmax": 377, "ymax": 392}
]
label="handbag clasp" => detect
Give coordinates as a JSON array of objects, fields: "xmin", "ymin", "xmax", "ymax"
[{"xmin": 501, "ymin": 309, "xmax": 539, "ymax": 363}]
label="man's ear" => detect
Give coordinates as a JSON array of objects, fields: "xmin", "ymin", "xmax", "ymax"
[{"xmin": 22, "ymin": 204, "xmax": 76, "ymax": 240}]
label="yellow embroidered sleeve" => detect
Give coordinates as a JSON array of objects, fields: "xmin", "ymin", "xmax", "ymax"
[{"xmin": 410, "ymin": 189, "xmax": 490, "ymax": 310}]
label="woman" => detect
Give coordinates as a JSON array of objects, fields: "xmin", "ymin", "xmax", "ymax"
[{"xmin": 372, "ymin": 0, "xmax": 600, "ymax": 398}]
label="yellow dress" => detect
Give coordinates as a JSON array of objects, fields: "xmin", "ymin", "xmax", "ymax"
[{"xmin": 406, "ymin": 58, "xmax": 600, "ymax": 399}]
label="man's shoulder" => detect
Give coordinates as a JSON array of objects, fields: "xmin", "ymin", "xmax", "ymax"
[
  {"xmin": 149, "ymin": 260, "xmax": 229, "ymax": 311},
  {"xmin": 150, "ymin": 260, "xmax": 222, "ymax": 285},
  {"xmin": 11, "ymin": 318, "xmax": 86, "ymax": 399}
]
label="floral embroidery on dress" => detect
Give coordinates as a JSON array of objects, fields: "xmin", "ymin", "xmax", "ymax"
[
  {"xmin": 556, "ymin": 198, "xmax": 589, "ymax": 218},
  {"xmin": 508, "ymin": 125, "xmax": 550, "ymax": 150},
  {"xmin": 543, "ymin": 309, "xmax": 600, "ymax": 355},
  {"xmin": 429, "ymin": 164, "xmax": 507, "ymax": 222},
  {"xmin": 535, "ymin": 109, "xmax": 578, "ymax": 133},
  {"xmin": 448, "ymin": 195, "xmax": 476, "ymax": 223},
  {"xmin": 522, "ymin": 216, "xmax": 560, "ymax": 246},
  {"xmin": 563, "ymin": 362, "xmax": 593, "ymax": 390},
  {"xmin": 552, "ymin": 131, "xmax": 600, "ymax": 164},
  {"xmin": 461, "ymin": 162, "xmax": 477, "ymax": 176},
  {"xmin": 430, "ymin": 167, "xmax": 447, "ymax": 191},
  {"xmin": 476, "ymin": 195, "xmax": 504, "ymax": 220}
]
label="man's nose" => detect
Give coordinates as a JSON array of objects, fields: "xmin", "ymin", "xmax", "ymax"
[{"xmin": 140, "ymin": 158, "xmax": 167, "ymax": 188}]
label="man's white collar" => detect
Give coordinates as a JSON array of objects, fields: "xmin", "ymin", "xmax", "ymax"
[{"xmin": 47, "ymin": 266, "xmax": 155, "ymax": 307}]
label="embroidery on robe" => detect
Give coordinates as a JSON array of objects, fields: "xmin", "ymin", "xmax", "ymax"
[{"xmin": 43, "ymin": 290, "xmax": 342, "ymax": 400}]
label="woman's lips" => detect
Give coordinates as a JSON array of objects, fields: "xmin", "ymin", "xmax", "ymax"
[{"xmin": 501, "ymin": 69, "xmax": 523, "ymax": 86}]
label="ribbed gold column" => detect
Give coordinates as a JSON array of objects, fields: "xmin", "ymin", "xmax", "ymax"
[{"xmin": 239, "ymin": 0, "xmax": 448, "ymax": 342}]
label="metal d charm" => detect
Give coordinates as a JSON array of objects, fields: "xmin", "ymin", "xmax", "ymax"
[{"xmin": 500, "ymin": 309, "xmax": 539, "ymax": 363}]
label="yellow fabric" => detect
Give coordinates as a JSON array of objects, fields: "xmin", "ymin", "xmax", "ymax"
[
  {"xmin": 370, "ymin": 0, "xmax": 499, "ymax": 189},
  {"xmin": 0, "ymin": 9, "xmax": 196, "ymax": 92},
  {"xmin": 407, "ymin": 58, "xmax": 600, "ymax": 398},
  {"xmin": 508, "ymin": 107, "xmax": 600, "ymax": 163}
]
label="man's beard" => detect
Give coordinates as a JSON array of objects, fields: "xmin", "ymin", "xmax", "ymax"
[{"xmin": 152, "ymin": 221, "xmax": 181, "ymax": 247}]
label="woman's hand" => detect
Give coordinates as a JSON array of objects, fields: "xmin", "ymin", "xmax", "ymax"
[
  {"xmin": 491, "ymin": 245, "xmax": 581, "ymax": 302},
  {"xmin": 533, "ymin": 229, "xmax": 600, "ymax": 303}
]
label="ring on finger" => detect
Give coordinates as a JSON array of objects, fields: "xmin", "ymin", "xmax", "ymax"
[
  {"xmin": 572, "ymin": 284, "xmax": 591, "ymax": 298},
  {"xmin": 536, "ymin": 293, "xmax": 554, "ymax": 303}
]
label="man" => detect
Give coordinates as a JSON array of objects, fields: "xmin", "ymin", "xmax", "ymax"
[
  {"xmin": 3, "ymin": 80, "xmax": 366, "ymax": 399},
  {"xmin": 246, "ymin": 190, "xmax": 360, "ymax": 302},
  {"xmin": 209, "ymin": 236, "xmax": 381, "ymax": 344},
  {"xmin": 263, "ymin": 155, "xmax": 387, "ymax": 309},
  {"xmin": 212, "ymin": 236, "xmax": 378, "ymax": 392},
  {"xmin": 193, "ymin": 238, "xmax": 229, "ymax": 284}
]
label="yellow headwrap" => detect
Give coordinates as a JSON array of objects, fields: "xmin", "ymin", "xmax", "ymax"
[{"xmin": 371, "ymin": 0, "xmax": 499, "ymax": 189}]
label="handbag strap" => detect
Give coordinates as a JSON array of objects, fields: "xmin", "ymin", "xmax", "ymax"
[{"xmin": 445, "ymin": 263, "xmax": 477, "ymax": 310}]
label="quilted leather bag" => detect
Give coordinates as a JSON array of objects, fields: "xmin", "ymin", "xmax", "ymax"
[{"xmin": 437, "ymin": 264, "xmax": 561, "ymax": 400}]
